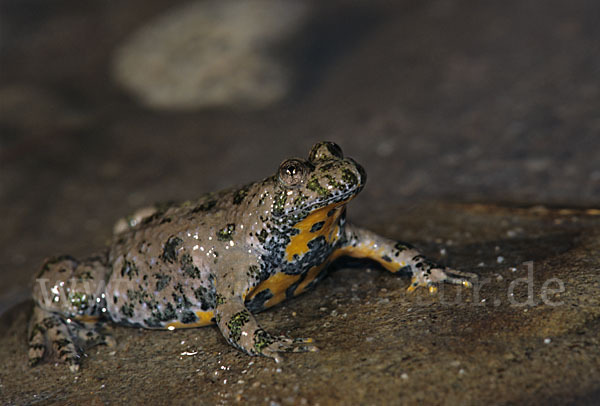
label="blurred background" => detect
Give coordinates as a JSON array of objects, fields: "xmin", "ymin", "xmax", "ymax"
[{"xmin": 1, "ymin": 0, "xmax": 599, "ymax": 312}]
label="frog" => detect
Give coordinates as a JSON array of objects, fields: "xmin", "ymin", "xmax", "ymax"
[{"xmin": 28, "ymin": 141, "xmax": 474, "ymax": 371}]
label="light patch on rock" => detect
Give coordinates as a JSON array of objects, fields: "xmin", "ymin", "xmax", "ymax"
[{"xmin": 112, "ymin": 0, "xmax": 308, "ymax": 110}]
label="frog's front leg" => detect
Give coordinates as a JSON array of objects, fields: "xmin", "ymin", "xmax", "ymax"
[
  {"xmin": 338, "ymin": 224, "xmax": 476, "ymax": 293},
  {"xmin": 113, "ymin": 200, "xmax": 185, "ymax": 234},
  {"xmin": 214, "ymin": 257, "xmax": 318, "ymax": 362},
  {"xmin": 112, "ymin": 205, "xmax": 160, "ymax": 234}
]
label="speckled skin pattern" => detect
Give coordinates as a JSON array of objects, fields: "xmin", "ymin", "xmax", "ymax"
[{"xmin": 28, "ymin": 142, "xmax": 473, "ymax": 371}]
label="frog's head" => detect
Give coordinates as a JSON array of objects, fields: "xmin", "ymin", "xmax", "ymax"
[{"xmin": 270, "ymin": 141, "xmax": 366, "ymax": 221}]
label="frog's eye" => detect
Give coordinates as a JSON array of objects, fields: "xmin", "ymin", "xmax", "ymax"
[
  {"xmin": 308, "ymin": 141, "xmax": 344, "ymax": 162},
  {"xmin": 278, "ymin": 159, "xmax": 308, "ymax": 187}
]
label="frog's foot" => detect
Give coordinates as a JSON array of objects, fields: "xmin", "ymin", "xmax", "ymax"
[
  {"xmin": 28, "ymin": 308, "xmax": 83, "ymax": 371},
  {"xmin": 406, "ymin": 266, "xmax": 477, "ymax": 294},
  {"xmin": 28, "ymin": 306, "xmax": 114, "ymax": 372},
  {"xmin": 253, "ymin": 330, "xmax": 319, "ymax": 363},
  {"xmin": 74, "ymin": 322, "xmax": 116, "ymax": 349}
]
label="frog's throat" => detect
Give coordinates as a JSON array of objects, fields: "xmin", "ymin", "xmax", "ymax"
[{"xmin": 284, "ymin": 201, "xmax": 347, "ymax": 262}]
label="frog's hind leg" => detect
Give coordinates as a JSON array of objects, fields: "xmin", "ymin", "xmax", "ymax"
[
  {"xmin": 29, "ymin": 254, "xmax": 113, "ymax": 371},
  {"xmin": 28, "ymin": 307, "xmax": 115, "ymax": 372},
  {"xmin": 28, "ymin": 307, "xmax": 81, "ymax": 371}
]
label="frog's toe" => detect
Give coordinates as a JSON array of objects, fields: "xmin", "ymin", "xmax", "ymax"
[
  {"xmin": 103, "ymin": 334, "xmax": 117, "ymax": 347},
  {"xmin": 406, "ymin": 268, "xmax": 476, "ymax": 293},
  {"xmin": 406, "ymin": 275, "xmax": 436, "ymax": 293},
  {"xmin": 28, "ymin": 334, "xmax": 46, "ymax": 367},
  {"xmin": 76, "ymin": 324, "xmax": 116, "ymax": 348},
  {"xmin": 256, "ymin": 332, "xmax": 319, "ymax": 362},
  {"xmin": 406, "ymin": 277, "xmax": 423, "ymax": 293},
  {"xmin": 52, "ymin": 331, "xmax": 82, "ymax": 369},
  {"xmin": 66, "ymin": 354, "xmax": 82, "ymax": 373},
  {"xmin": 28, "ymin": 317, "xmax": 48, "ymax": 366},
  {"xmin": 273, "ymin": 336, "xmax": 319, "ymax": 353},
  {"xmin": 433, "ymin": 267, "xmax": 477, "ymax": 288}
]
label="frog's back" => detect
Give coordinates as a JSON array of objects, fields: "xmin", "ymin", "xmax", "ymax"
[{"xmin": 105, "ymin": 189, "xmax": 245, "ymax": 329}]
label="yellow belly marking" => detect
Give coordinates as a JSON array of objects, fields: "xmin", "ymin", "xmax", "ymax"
[
  {"xmin": 333, "ymin": 245, "xmax": 402, "ymax": 273},
  {"xmin": 74, "ymin": 315, "xmax": 100, "ymax": 323},
  {"xmin": 247, "ymin": 256, "xmax": 334, "ymax": 310},
  {"xmin": 165, "ymin": 310, "xmax": 215, "ymax": 329},
  {"xmin": 285, "ymin": 204, "xmax": 344, "ymax": 261},
  {"xmin": 294, "ymin": 262, "xmax": 327, "ymax": 296},
  {"xmin": 246, "ymin": 272, "xmax": 301, "ymax": 308}
]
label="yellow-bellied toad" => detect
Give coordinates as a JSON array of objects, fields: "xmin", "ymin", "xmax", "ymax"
[{"xmin": 28, "ymin": 141, "xmax": 473, "ymax": 371}]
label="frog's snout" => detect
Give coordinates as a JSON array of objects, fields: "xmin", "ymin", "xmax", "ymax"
[{"xmin": 348, "ymin": 158, "xmax": 367, "ymax": 187}]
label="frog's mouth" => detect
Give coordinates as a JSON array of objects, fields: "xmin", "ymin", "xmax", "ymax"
[{"xmin": 278, "ymin": 183, "xmax": 364, "ymax": 219}]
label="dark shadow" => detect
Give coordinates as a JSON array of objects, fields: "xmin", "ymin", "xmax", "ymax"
[
  {"xmin": 327, "ymin": 230, "xmax": 581, "ymax": 278},
  {"xmin": 0, "ymin": 299, "xmax": 32, "ymax": 338}
]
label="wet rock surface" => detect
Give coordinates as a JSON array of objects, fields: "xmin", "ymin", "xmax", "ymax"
[
  {"xmin": 1, "ymin": 0, "xmax": 599, "ymax": 404},
  {"xmin": 1, "ymin": 204, "xmax": 599, "ymax": 404}
]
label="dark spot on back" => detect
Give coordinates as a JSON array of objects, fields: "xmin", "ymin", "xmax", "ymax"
[
  {"xmin": 256, "ymin": 229, "xmax": 268, "ymax": 244},
  {"xmin": 151, "ymin": 303, "xmax": 176, "ymax": 322},
  {"xmin": 233, "ymin": 186, "xmax": 249, "ymax": 205},
  {"xmin": 120, "ymin": 260, "xmax": 138, "ymax": 279},
  {"xmin": 181, "ymin": 310, "xmax": 198, "ymax": 324},
  {"xmin": 217, "ymin": 224, "xmax": 236, "ymax": 241},
  {"xmin": 172, "ymin": 290, "xmax": 193, "ymax": 309},
  {"xmin": 181, "ymin": 253, "xmax": 201, "ymax": 278},
  {"xmin": 160, "ymin": 236, "xmax": 183, "ymax": 263},
  {"xmin": 154, "ymin": 273, "xmax": 171, "ymax": 291},
  {"xmin": 193, "ymin": 286, "xmax": 216, "ymax": 310},
  {"xmin": 121, "ymin": 303, "xmax": 134, "ymax": 318}
]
